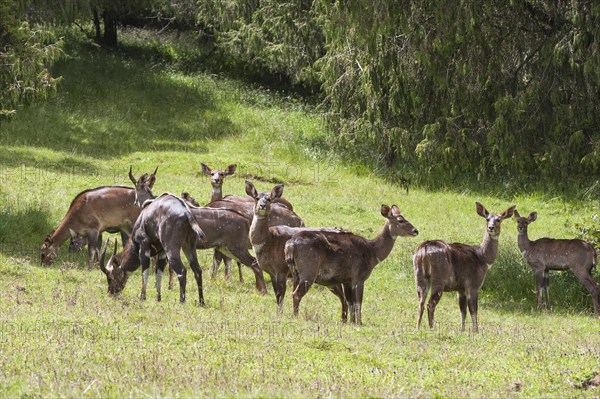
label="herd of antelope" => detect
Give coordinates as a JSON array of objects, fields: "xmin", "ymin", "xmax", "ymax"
[{"xmin": 39, "ymin": 163, "xmax": 599, "ymax": 330}]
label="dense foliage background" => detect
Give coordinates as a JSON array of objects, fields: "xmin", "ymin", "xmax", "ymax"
[{"xmin": 3, "ymin": 0, "xmax": 599, "ymax": 188}]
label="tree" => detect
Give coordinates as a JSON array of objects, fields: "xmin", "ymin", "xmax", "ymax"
[
  {"xmin": 22, "ymin": 0, "xmax": 159, "ymax": 46},
  {"xmin": 0, "ymin": 0, "xmax": 62, "ymax": 119}
]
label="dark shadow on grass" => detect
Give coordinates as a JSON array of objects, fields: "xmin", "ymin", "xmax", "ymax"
[
  {"xmin": 0, "ymin": 43, "xmax": 239, "ymax": 160},
  {"xmin": 0, "ymin": 204, "xmax": 55, "ymax": 262},
  {"xmin": 0, "ymin": 146, "xmax": 101, "ymax": 176}
]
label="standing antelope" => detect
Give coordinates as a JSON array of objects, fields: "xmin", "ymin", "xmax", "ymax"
[
  {"xmin": 100, "ymin": 193, "xmax": 206, "ymax": 304},
  {"xmin": 413, "ymin": 202, "xmax": 515, "ymax": 332},
  {"xmin": 201, "ymin": 163, "xmax": 304, "ymax": 283},
  {"xmin": 514, "ymin": 210, "xmax": 599, "ymax": 314},
  {"xmin": 131, "ymin": 166, "xmax": 266, "ymax": 293},
  {"xmin": 246, "ymin": 181, "xmax": 347, "ymax": 312},
  {"xmin": 285, "ymin": 205, "xmax": 418, "ymax": 325}
]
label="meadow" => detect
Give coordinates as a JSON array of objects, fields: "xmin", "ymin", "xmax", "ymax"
[{"xmin": 0, "ymin": 31, "xmax": 599, "ymax": 398}]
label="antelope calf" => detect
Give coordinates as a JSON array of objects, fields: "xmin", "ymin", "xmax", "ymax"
[
  {"xmin": 514, "ymin": 210, "xmax": 599, "ymax": 314},
  {"xmin": 413, "ymin": 202, "xmax": 515, "ymax": 332},
  {"xmin": 285, "ymin": 205, "xmax": 418, "ymax": 325},
  {"xmin": 100, "ymin": 193, "xmax": 205, "ymax": 304}
]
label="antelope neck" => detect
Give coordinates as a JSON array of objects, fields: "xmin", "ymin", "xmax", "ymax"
[
  {"xmin": 51, "ymin": 217, "xmax": 80, "ymax": 246},
  {"xmin": 517, "ymin": 231, "xmax": 530, "ymax": 252},
  {"xmin": 479, "ymin": 231, "xmax": 500, "ymax": 265},
  {"xmin": 250, "ymin": 214, "xmax": 269, "ymax": 246},
  {"xmin": 370, "ymin": 221, "xmax": 396, "ymax": 264},
  {"xmin": 211, "ymin": 187, "xmax": 223, "ymax": 202},
  {"xmin": 120, "ymin": 240, "xmax": 142, "ymax": 272}
]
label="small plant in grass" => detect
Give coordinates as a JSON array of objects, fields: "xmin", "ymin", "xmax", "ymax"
[{"xmin": 570, "ymin": 213, "xmax": 600, "ymax": 249}]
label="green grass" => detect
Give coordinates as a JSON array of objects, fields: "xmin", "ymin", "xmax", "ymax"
[{"xmin": 0, "ymin": 31, "xmax": 599, "ymax": 398}]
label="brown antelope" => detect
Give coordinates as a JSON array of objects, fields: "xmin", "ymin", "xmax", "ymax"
[
  {"xmin": 100, "ymin": 193, "xmax": 206, "ymax": 304},
  {"xmin": 246, "ymin": 181, "xmax": 341, "ymax": 311},
  {"xmin": 201, "ymin": 163, "xmax": 303, "ymax": 283},
  {"xmin": 39, "ymin": 182, "xmax": 154, "ymax": 269},
  {"xmin": 413, "ymin": 202, "xmax": 515, "ymax": 332},
  {"xmin": 285, "ymin": 205, "xmax": 418, "ymax": 325},
  {"xmin": 514, "ymin": 210, "xmax": 599, "ymax": 314},
  {"xmin": 201, "ymin": 163, "xmax": 238, "ymax": 203},
  {"xmin": 189, "ymin": 204, "xmax": 267, "ymax": 293},
  {"xmin": 129, "ymin": 166, "xmax": 267, "ymax": 293},
  {"xmin": 61, "ymin": 166, "xmax": 157, "ymax": 260}
]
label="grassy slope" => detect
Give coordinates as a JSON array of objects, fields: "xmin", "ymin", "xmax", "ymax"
[{"xmin": 0, "ymin": 34, "xmax": 599, "ymax": 398}]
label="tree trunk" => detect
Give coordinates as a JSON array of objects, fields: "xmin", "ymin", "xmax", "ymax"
[
  {"xmin": 102, "ymin": 10, "xmax": 118, "ymax": 47},
  {"xmin": 92, "ymin": 7, "xmax": 101, "ymax": 42}
]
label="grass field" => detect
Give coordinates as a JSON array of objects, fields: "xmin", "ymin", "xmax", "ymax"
[{"xmin": 0, "ymin": 31, "xmax": 599, "ymax": 398}]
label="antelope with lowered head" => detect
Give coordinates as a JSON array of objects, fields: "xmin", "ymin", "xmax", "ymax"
[
  {"xmin": 514, "ymin": 210, "xmax": 599, "ymax": 314},
  {"xmin": 413, "ymin": 202, "xmax": 515, "ymax": 332},
  {"xmin": 201, "ymin": 163, "xmax": 303, "ymax": 283},
  {"xmin": 39, "ymin": 167, "xmax": 157, "ymax": 270},
  {"xmin": 100, "ymin": 193, "xmax": 206, "ymax": 304},
  {"xmin": 285, "ymin": 204, "xmax": 418, "ymax": 325},
  {"xmin": 59, "ymin": 166, "xmax": 159, "ymax": 261}
]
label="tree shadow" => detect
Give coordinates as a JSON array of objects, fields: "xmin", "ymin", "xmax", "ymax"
[
  {"xmin": 0, "ymin": 43, "xmax": 239, "ymax": 160},
  {"xmin": 0, "ymin": 204, "xmax": 55, "ymax": 263}
]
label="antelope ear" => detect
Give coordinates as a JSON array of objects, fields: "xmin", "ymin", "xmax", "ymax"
[
  {"xmin": 271, "ymin": 184, "xmax": 284, "ymax": 200},
  {"xmin": 129, "ymin": 166, "xmax": 136, "ymax": 185},
  {"xmin": 501, "ymin": 205, "xmax": 516, "ymax": 220},
  {"xmin": 475, "ymin": 202, "xmax": 489, "ymax": 219},
  {"xmin": 224, "ymin": 164, "xmax": 237, "ymax": 176},
  {"xmin": 201, "ymin": 163, "xmax": 212, "ymax": 175},
  {"xmin": 528, "ymin": 211, "xmax": 537, "ymax": 223},
  {"xmin": 147, "ymin": 166, "xmax": 158, "ymax": 189},
  {"xmin": 380, "ymin": 204, "xmax": 391, "ymax": 218},
  {"xmin": 245, "ymin": 181, "xmax": 258, "ymax": 198},
  {"xmin": 513, "ymin": 209, "xmax": 521, "ymax": 219}
]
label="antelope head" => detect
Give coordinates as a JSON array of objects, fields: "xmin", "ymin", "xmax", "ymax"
[
  {"xmin": 201, "ymin": 163, "xmax": 237, "ymax": 189},
  {"xmin": 245, "ymin": 181, "xmax": 284, "ymax": 218},
  {"xmin": 68, "ymin": 234, "xmax": 87, "ymax": 253},
  {"xmin": 476, "ymin": 202, "xmax": 515, "ymax": 238},
  {"xmin": 40, "ymin": 232, "xmax": 57, "ymax": 266},
  {"xmin": 514, "ymin": 210, "xmax": 537, "ymax": 235},
  {"xmin": 129, "ymin": 166, "xmax": 158, "ymax": 207},
  {"xmin": 99, "ymin": 238, "xmax": 128, "ymax": 296},
  {"xmin": 381, "ymin": 204, "xmax": 419, "ymax": 238}
]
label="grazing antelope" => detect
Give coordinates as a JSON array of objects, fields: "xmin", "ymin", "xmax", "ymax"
[
  {"xmin": 201, "ymin": 163, "xmax": 304, "ymax": 283},
  {"xmin": 413, "ymin": 202, "xmax": 515, "ymax": 332},
  {"xmin": 100, "ymin": 193, "xmax": 206, "ymax": 304},
  {"xmin": 56, "ymin": 166, "xmax": 159, "ymax": 264},
  {"xmin": 514, "ymin": 210, "xmax": 599, "ymax": 314},
  {"xmin": 285, "ymin": 204, "xmax": 418, "ymax": 324},
  {"xmin": 39, "ymin": 183, "xmax": 153, "ymax": 269}
]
